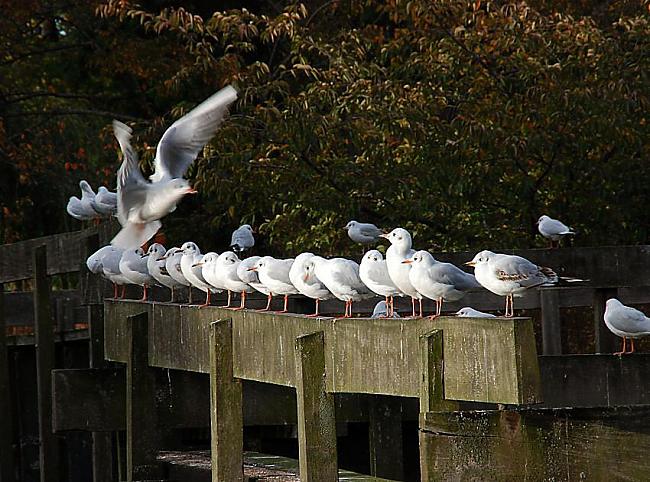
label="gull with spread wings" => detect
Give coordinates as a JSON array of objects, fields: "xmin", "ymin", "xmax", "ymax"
[{"xmin": 111, "ymin": 85, "xmax": 238, "ymax": 248}]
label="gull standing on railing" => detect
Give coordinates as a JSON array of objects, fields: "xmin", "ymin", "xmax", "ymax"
[
  {"xmin": 289, "ymin": 252, "xmax": 334, "ymax": 317},
  {"xmin": 604, "ymin": 298, "xmax": 650, "ymax": 355},
  {"xmin": 359, "ymin": 250, "xmax": 402, "ymax": 317},
  {"xmin": 537, "ymin": 214, "xmax": 575, "ymax": 248},
  {"xmin": 381, "ymin": 228, "xmax": 422, "ymax": 317},
  {"xmin": 249, "ymin": 256, "xmax": 297, "ymax": 313}
]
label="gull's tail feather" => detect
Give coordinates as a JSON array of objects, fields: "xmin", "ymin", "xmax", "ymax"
[
  {"xmin": 230, "ymin": 243, "xmax": 243, "ymax": 254},
  {"xmin": 560, "ymin": 276, "xmax": 586, "ymax": 283},
  {"xmin": 111, "ymin": 221, "xmax": 162, "ymax": 250}
]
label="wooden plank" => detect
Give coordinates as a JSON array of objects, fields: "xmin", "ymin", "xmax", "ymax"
[
  {"xmin": 294, "ymin": 331, "xmax": 338, "ymax": 482},
  {"xmin": 0, "ymin": 222, "xmax": 116, "ymax": 283},
  {"xmin": 33, "ymin": 245, "xmax": 59, "ymax": 482},
  {"xmin": 368, "ymin": 395, "xmax": 403, "ymax": 480},
  {"xmin": 209, "ymin": 320, "xmax": 243, "ymax": 482},
  {"xmin": 52, "ymin": 368, "xmax": 126, "ymax": 432},
  {"xmin": 125, "ymin": 311, "xmax": 164, "ymax": 481},
  {"xmin": 539, "ymin": 354, "xmax": 650, "ymax": 408},
  {"xmin": 437, "ymin": 317, "xmax": 542, "ymax": 405},
  {"xmin": 0, "ymin": 284, "xmax": 16, "ymax": 482},
  {"xmin": 419, "ymin": 407, "xmax": 650, "ymax": 480},
  {"xmin": 593, "ymin": 288, "xmax": 619, "ymax": 354},
  {"xmin": 540, "ymin": 288, "xmax": 562, "ymax": 355}
]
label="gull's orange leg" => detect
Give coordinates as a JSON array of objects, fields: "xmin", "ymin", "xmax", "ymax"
[
  {"xmin": 306, "ymin": 299, "xmax": 321, "ymax": 317},
  {"xmin": 411, "ymin": 297, "xmax": 417, "ymax": 317},
  {"xmin": 614, "ymin": 337, "xmax": 627, "ymax": 356},
  {"xmin": 113, "ymin": 283, "xmax": 118, "ymax": 299},
  {"xmin": 198, "ymin": 290, "xmax": 212, "ymax": 309},
  {"xmin": 140, "ymin": 284, "xmax": 148, "ymax": 302},
  {"xmin": 630, "ymin": 338, "xmax": 636, "ymax": 354},
  {"xmin": 221, "ymin": 290, "xmax": 232, "ymax": 308},
  {"xmin": 258, "ymin": 293, "xmax": 273, "ymax": 311},
  {"xmin": 230, "ymin": 291, "xmax": 247, "ymax": 311},
  {"xmin": 120, "ymin": 285, "xmax": 126, "ymax": 299},
  {"xmin": 418, "ymin": 298, "xmax": 423, "ymax": 318},
  {"xmin": 275, "ymin": 294, "xmax": 289, "ymax": 313}
]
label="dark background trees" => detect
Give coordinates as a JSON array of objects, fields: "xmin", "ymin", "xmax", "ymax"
[{"xmin": 1, "ymin": 0, "xmax": 649, "ymax": 255}]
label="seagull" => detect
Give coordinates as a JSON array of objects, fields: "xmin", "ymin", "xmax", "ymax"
[
  {"xmin": 466, "ymin": 250, "xmax": 565, "ymax": 317},
  {"xmin": 371, "ymin": 300, "xmax": 400, "ymax": 319},
  {"xmin": 163, "ymin": 247, "xmax": 191, "ymax": 301},
  {"xmin": 98, "ymin": 246, "xmax": 128, "ymax": 298},
  {"xmin": 217, "ymin": 251, "xmax": 253, "ymax": 310},
  {"xmin": 146, "ymin": 243, "xmax": 183, "ymax": 302},
  {"xmin": 289, "ymin": 252, "xmax": 334, "ymax": 317},
  {"xmin": 604, "ymin": 298, "xmax": 650, "ymax": 355},
  {"xmin": 86, "ymin": 245, "xmax": 123, "ymax": 297},
  {"xmin": 537, "ymin": 214, "xmax": 575, "ymax": 248},
  {"xmin": 380, "ymin": 228, "xmax": 422, "ymax": 317},
  {"xmin": 237, "ymin": 256, "xmax": 271, "ymax": 310},
  {"xmin": 230, "ymin": 224, "xmax": 255, "ymax": 254},
  {"xmin": 404, "ymin": 250, "xmax": 481, "ymax": 317},
  {"xmin": 119, "ymin": 248, "xmax": 155, "ymax": 301},
  {"xmin": 93, "ymin": 186, "xmax": 118, "ymax": 216},
  {"xmin": 359, "ymin": 249, "xmax": 402, "ymax": 317},
  {"xmin": 180, "ymin": 242, "xmax": 217, "ymax": 307},
  {"xmin": 67, "ymin": 180, "xmax": 100, "ymax": 221},
  {"xmin": 249, "ymin": 256, "xmax": 297, "ymax": 313},
  {"xmin": 345, "ymin": 220, "xmax": 383, "ymax": 245},
  {"xmin": 455, "ymin": 307, "xmax": 497, "ymax": 318},
  {"xmin": 111, "ymin": 85, "xmax": 238, "ymax": 249},
  {"xmin": 306, "ymin": 256, "xmax": 372, "ymax": 318}
]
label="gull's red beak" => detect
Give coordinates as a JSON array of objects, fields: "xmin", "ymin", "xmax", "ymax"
[
  {"xmin": 465, "ymin": 261, "xmax": 476, "ymax": 267},
  {"xmin": 186, "ymin": 187, "xmax": 198, "ymax": 194},
  {"xmin": 247, "ymin": 267, "xmax": 258, "ymax": 272},
  {"xmin": 401, "ymin": 259, "xmax": 412, "ymax": 264},
  {"xmin": 379, "ymin": 233, "xmax": 389, "ymax": 239}
]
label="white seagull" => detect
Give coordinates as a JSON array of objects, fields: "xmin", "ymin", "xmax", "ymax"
[
  {"xmin": 289, "ymin": 252, "xmax": 334, "ymax": 317},
  {"xmin": 455, "ymin": 307, "xmax": 497, "ymax": 318},
  {"xmin": 345, "ymin": 220, "xmax": 383, "ymax": 245},
  {"xmin": 466, "ymin": 250, "xmax": 561, "ymax": 317},
  {"xmin": 307, "ymin": 256, "xmax": 372, "ymax": 318},
  {"xmin": 405, "ymin": 250, "xmax": 481, "ymax": 317},
  {"xmin": 146, "ymin": 243, "xmax": 183, "ymax": 302},
  {"xmin": 86, "ymin": 245, "xmax": 123, "ymax": 297},
  {"xmin": 230, "ymin": 224, "xmax": 255, "ymax": 254},
  {"xmin": 217, "ymin": 251, "xmax": 253, "ymax": 310},
  {"xmin": 380, "ymin": 228, "xmax": 422, "ymax": 317},
  {"xmin": 604, "ymin": 298, "xmax": 650, "ymax": 355},
  {"xmin": 93, "ymin": 186, "xmax": 118, "ymax": 216},
  {"xmin": 163, "ymin": 247, "xmax": 191, "ymax": 301},
  {"xmin": 180, "ymin": 242, "xmax": 217, "ymax": 307},
  {"xmin": 359, "ymin": 249, "xmax": 402, "ymax": 317},
  {"xmin": 119, "ymin": 247, "xmax": 155, "ymax": 301},
  {"xmin": 67, "ymin": 180, "xmax": 100, "ymax": 221},
  {"xmin": 249, "ymin": 256, "xmax": 297, "ymax": 313},
  {"xmin": 237, "ymin": 256, "xmax": 271, "ymax": 310},
  {"xmin": 98, "ymin": 246, "xmax": 128, "ymax": 298},
  {"xmin": 537, "ymin": 214, "xmax": 575, "ymax": 248},
  {"xmin": 371, "ymin": 300, "xmax": 400, "ymax": 319},
  {"xmin": 111, "ymin": 85, "xmax": 238, "ymax": 249}
]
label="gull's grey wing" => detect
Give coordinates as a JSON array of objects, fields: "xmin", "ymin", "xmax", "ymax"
[
  {"xmin": 364, "ymin": 261, "xmax": 397, "ymax": 292},
  {"xmin": 358, "ymin": 223, "xmax": 382, "ymax": 238},
  {"xmin": 492, "ymin": 255, "xmax": 553, "ymax": 287},
  {"xmin": 113, "ymin": 120, "xmax": 147, "ymax": 223},
  {"xmin": 431, "ymin": 263, "xmax": 481, "ymax": 290},
  {"xmin": 265, "ymin": 259, "xmax": 294, "ymax": 284},
  {"xmin": 331, "ymin": 259, "xmax": 369, "ymax": 294},
  {"xmin": 542, "ymin": 218, "xmax": 573, "ymax": 235},
  {"xmin": 151, "ymin": 85, "xmax": 238, "ymax": 182}
]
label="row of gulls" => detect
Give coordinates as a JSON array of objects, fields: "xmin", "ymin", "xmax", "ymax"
[{"xmin": 67, "ymin": 181, "xmax": 117, "ymax": 221}]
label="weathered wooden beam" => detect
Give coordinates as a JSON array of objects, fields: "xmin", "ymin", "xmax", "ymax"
[
  {"xmin": 540, "ymin": 288, "xmax": 562, "ymax": 355},
  {"xmin": 33, "ymin": 245, "xmax": 59, "ymax": 482},
  {"xmin": 125, "ymin": 311, "xmax": 164, "ymax": 481},
  {"xmin": 0, "ymin": 284, "xmax": 16, "ymax": 482},
  {"xmin": 539, "ymin": 354, "xmax": 650, "ymax": 408},
  {"xmin": 436, "ymin": 317, "xmax": 542, "ymax": 405},
  {"xmin": 593, "ymin": 287, "xmax": 619, "ymax": 354},
  {"xmin": 294, "ymin": 331, "xmax": 338, "ymax": 482},
  {"xmin": 52, "ymin": 368, "xmax": 126, "ymax": 432},
  {"xmin": 419, "ymin": 330, "xmax": 459, "ymax": 413},
  {"xmin": 368, "ymin": 395, "xmax": 404, "ymax": 480},
  {"xmin": 209, "ymin": 320, "xmax": 243, "ymax": 482}
]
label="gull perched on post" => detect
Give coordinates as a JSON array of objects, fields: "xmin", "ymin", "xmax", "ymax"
[
  {"xmin": 380, "ymin": 228, "xmax": 422, "ymax": 317},
  {"xmin": 67, "ymin": 180, "xmax": 101, "ymax": 221},
  {"xmin": 289, "ymin": 252, "xmax": 334, "ymax": 317},
  {"xmin": 359, "ymin": 250, "xmax": 402, "ymax": 317},
  {"xmin": 345, "ymin": 220, "xmax": 383, "ymax": 245},
  {"xmin": 604, "ymin": 298, "xmax": 650, "ymax": 355},
  {"xmin": 111, "ymin": 85, "xmax": 238, "ymax": 249},
  {"xmin": 537, "ymin": 215, "xmax": 575, "ymax": 248}
]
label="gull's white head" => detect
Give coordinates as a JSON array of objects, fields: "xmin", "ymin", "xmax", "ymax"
[
  {"xmin": 466, "ymin": 250, "xmax": 495, "ymax": 267},
  {"xmin": 537, "ymin": 215, "xmax": 550, "ymax": 225},
  {"xmin": 403, "ymin": 250, "xmax": 434, "ymax": 266},
  {"xmin": 345, "ymin": 220, "xmax": 358, "ymax": 230},
  {"xmin": 79, "ymin": 180, "xmax": 95, "ymax": 196},
  {"xmin": 239, "ymin": 224, "xmax": 254, "ymax": 233},
  {"xmin": 201, "ymin": 252, "xmax": 219, "ymax": 264},
  {"xmin": 362, "ymin": 249, "xmax": 384, "ymax": 263},
  {"xmin": 302, "ymin": 258, "xmax": 317, "ymax": 282},
  {"xmin": 147, "ymin": 243, "xmax": 166, "ymax": 258},
  {"xmin": 606, "ymin": 298, "xmax": 623, "ymax": 309},
  {"xmin": 455, "ymin": 307, "xmax": 477, "ymax": 317},
  {"xmin": 218, "ymin": 251, "xmax": 240, "ymax": 266},
  {"xmin": 380, "ymin": 228, "xmax": 412, "ymax": 249},
  {"xmin": 181, "ymin": 241, "xmax": 200, "ymax": 255}
]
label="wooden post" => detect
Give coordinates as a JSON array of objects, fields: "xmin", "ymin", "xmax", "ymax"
[
  {"xmin": 540, "ymin": 288, "xmax": 562, "ymax": 355},
  {"xmin": 294, "ymin": 331, "xmax": 338, "ymax": 482},
  {"xmin": 593, "ymin": 288, "xmax": 619, "ymax": 354},
  {"xmin": 368, "ymin": 395, "xmax": 404, "ymax": 480},
  {"xmin": 125, "ymin": 311, "xmax": 163, "ymax": 481},
  {"xmin": 33, "ymin": 245, "xmax": 59, "ymax": 482},
  {"xmin": 419, "ymin": 330, "xmax": 458, "ymax": 482},
  {"xmin": 209, "ymin": 320, "xmax": 243, "ymax": 482},
  {"xmin": 0, "ymin": 283, "xmax": 16, "ymax": 482}
]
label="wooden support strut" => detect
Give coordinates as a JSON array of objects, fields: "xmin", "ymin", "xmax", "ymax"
[
  {"xmin": 294, "ymin": 331, "xmax": 338, "ymax": 482},
  {"xmin": 209, "ymin": 319, "xmax": 243, "ymax": 482},
  {"xmin": 540, "ymin": 288, "xmax": 562, "ymax": 355},
  {"xmin": 33, "ymin": 245, "xmax": 60, "ymax": 482},
  {"xmin": 368, "ymin": 395, "xmax": 404, "ymax": 480},
  {"xmin": 593, "ymin": 288, "xmax": 619, "ymax": 354},
  {"xmin": 0, "ymin": 282, "xmax": 16, "ymax": 482},
  {"xmin": 125, "ymin": 311, "xmax": 164, "ymax": 481}
]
